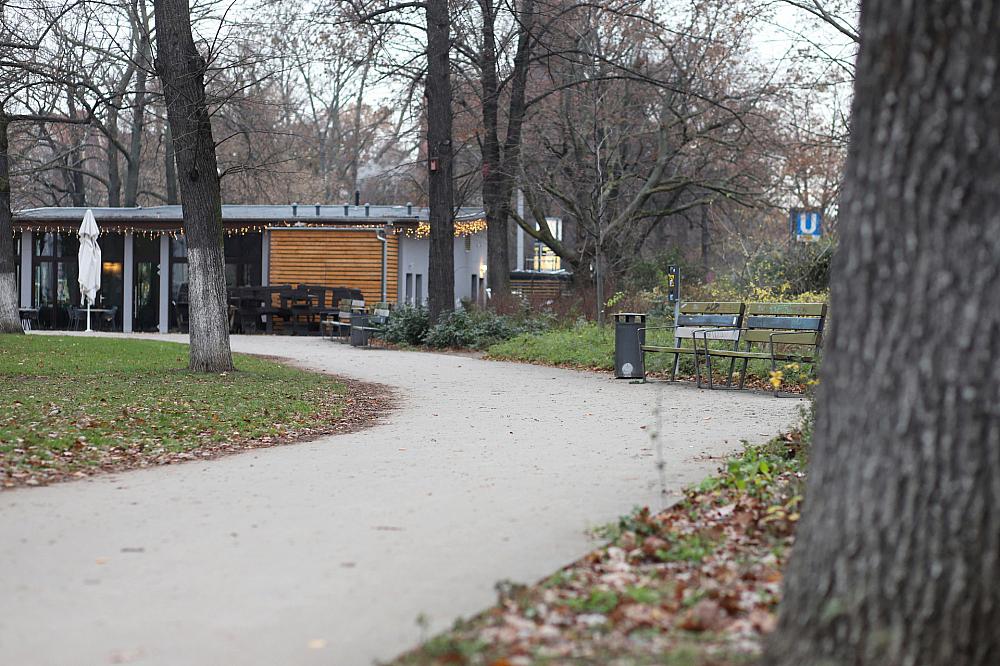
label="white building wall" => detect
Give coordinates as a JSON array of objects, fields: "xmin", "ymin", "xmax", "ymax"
[{"xmin": 397, "ymin": 231, "xmax": 487, "ymax": 308}]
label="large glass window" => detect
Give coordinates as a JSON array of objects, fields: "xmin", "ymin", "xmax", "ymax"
[
  {"xmin": 32, "ymin": 232, "xmax": 80, "ymax": 329},
  {"xmin": 224, "ymin": 233, "xmax": 262, "ymax": 288}
]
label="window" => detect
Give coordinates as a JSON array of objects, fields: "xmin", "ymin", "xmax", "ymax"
[
  {"xmin": 405, "ymin": 273, "xmax": 413, "ymax": 305},
  {"xmin": 415, "ymin": 274, "xmax": 423, "ymax": 305},
  {"xmin": 533, "ymin": 217, "xmax": 563, "ymax": 271},
  {"xmin": 32, "ymin": 232, "xmax": 80, "ymax": 329},
  {"xmin": 470, "ymin": 274, "xmax": 478, "ymax": 305}
]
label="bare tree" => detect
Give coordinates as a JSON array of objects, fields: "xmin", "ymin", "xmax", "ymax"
[
  {"xmin": 153, "ymin": 0, "xmax": 233, "ymax": 372},
  {"xmin": 424, "ymin": 0, "xmax": 455, "ymax": 319},
  {"xmin": 767, "ymin": 1, "xmax": 1000, "ymax": 663}
]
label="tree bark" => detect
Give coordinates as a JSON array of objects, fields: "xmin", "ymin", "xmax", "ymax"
[
  {"xmin": 163, "ymin": 122, "xmax": 179, "ymax": 204},
  {"xmin": 0, "ymin": 109, "xmax": 23, "ymax": 334},
  {"xmin": 481, "ymin": 0, "xmax": 533, "ymax": 301},
  {"xmin": 154, "ymin": 0, "xmax": 234, "ymax": 372},
  {"xmin": 106, "ymin": 106, "xmax": 121, "ymax": 207},
  {"xmin": 767, "ymin": 2, "xmax": 1000, "ymax": 664},
  {"xmin": 124, "ymin": 0, "xmax": 150, "ymax": 208},
  {"xmin": 425, "ymin": 0, "xmax": 455, "ymax": 321}
]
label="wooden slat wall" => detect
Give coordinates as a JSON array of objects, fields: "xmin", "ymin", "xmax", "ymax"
[
  {"xmin": 510, "ymin": 278, "xmax": 568, "ymax": 302},
  {"xmin": 268, "ymin": 230, "xmax": 398, "ymax": 304}
]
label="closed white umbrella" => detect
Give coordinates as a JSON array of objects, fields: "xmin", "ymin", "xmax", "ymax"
[{"xmin": 77, "ymin": 209, "xmax": 102, "ymax": 332}]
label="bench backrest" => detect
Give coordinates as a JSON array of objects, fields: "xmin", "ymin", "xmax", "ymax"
[
  {"xmin": 674, "ymin": 302, "xmax": 744, "ymax": 341},
  {"xmin": 741, "ymin": 303, "xmax": 827, "ymax": 348}
]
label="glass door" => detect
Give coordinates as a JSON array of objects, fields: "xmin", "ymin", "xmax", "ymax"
[{"xmin": 133, "ymin": 236, "xmax": 160, "ymax": 332}]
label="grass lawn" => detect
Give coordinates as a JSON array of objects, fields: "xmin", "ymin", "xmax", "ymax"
[
  {"xmin": 486, "ymin": 322, "xmax": 818, "ymax": 390},
  {"xmin": 0, "ymin": 335, "xmax": 349, "ymax": 487},
  {"xmin": 391, "ymin": 425, "xmax": 810, "ymax": 665}
]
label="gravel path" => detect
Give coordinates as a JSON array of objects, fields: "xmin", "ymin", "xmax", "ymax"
[{"xmin": 0, "ymin": 334, "xmax": 802, "ymax": 666}]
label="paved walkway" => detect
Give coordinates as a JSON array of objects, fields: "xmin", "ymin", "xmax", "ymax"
[{"xmin": 0, "ymin": 334, "xmax": 802, "ymax": 665}]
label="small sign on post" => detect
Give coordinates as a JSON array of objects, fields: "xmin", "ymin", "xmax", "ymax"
[
  {"xmin": 666, "ymin": 265, "xmax": 680, "ymax": 303},
  {"xmin": 791, "ymin": 209, "xmax": 822, "ymax": 242}
]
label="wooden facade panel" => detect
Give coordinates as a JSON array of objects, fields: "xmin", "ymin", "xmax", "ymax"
[{"xmin": 268, "ymin": 230, "xmax": 399, "ymax": 303}]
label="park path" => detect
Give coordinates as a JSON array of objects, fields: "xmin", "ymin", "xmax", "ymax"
[{"xmin": 0, "ymin": 334, "xmax": 802, "ymax": 666}]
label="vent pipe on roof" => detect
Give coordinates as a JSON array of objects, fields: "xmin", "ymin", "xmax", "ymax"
[
  {"xmin": 315, "ymin": 203, "xmax": 321, "ymax": 216},
  {"xmin": 406, "ymin": 201, "xmax": 413, "ymax": 216},
  {"xmin": 354, "ymin": 190, "xmax": 360, "ymax": 206},
  {"xmin": 292, "ymin": 202, "xmax": 298, "ymax": 216},
  {"xmin": 365, "ymin": 203, "xmax": 370, "ymax": 217},
  {"xmin": 344, "ymin": 203, "xmax": 349, "ymax": 216}
]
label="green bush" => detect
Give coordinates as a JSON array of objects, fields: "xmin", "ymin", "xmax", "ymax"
[
  {"xmin": 744, "ymin": 240, "xmax": 834, "ymax": 295},
  {"xmin": 424, "ymin": 309, "xmax": 550, "ymax": 350},
  {"xmin": 382, "ymin": 306, "xmax": 431, "ymax": 346}
]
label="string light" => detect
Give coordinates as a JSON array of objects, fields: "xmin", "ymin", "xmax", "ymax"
[
  {"xmin": 14, "ymin": 218, "xmax": 487, "ymax": 238},
  {"xmin": 404, "ymin": 218, "xmax": 488, "ymax": 239}
]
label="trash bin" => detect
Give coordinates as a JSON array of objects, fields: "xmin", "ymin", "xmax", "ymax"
[
  {"xmin": 614, "ymin": 312, "xmax": 647, "ymax": 379},
  {"xmin": 350, "ymin": 314, "xmax": 371, "ymax": 347}
]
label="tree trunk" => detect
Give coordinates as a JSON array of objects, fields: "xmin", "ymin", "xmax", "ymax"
[
  {"xmin": 480, "ymin": 0, "xmax": 507, "ymax": 298},
  {"xmin": 425, "ymin": 0, "xmax": 455, "ymax": 321},
  {"xmin": 124, "ymin": 0, "xmax": 150, "ymax": 208},
  {"xmin": 106, "ymin": 107, "xmax": 121, "ymax": 207},
  {"xmin": 123, "ymin": 51, "xmax": 148, "ymax": 206},
  {"xmin": 154, "ymin": 0, "xmax": 233, "ymax": 372},
  {"xmin": 482, "ymin": 0, "xmax": 533, "ymax": 301},
  {"xmin": 767, "ymin": 2, "xmax": 1000, "ymax": 664},
  {"xmin": 163, "ymin": 122, "xmax": 179, "ymax": 204},
  {"xmin": 0, "ymin": 110, "xmax": 23, "ymax": 334}
]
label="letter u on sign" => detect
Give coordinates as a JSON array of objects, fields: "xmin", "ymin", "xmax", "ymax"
[{"xmin": 793, "ymin": 210, "xmax": 822, "ymax": 241}]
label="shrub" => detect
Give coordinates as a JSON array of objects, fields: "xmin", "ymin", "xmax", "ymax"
[
  {"xmin": 743, "ymin": 240, "xmax": 834, "ymax": 295},
  {"xmin": 424, "ymin": 309, "xmax": 550, "ymax": 350},
  {"xmin": 382, "ymin": 306, "xmax": 431, "ymax": 346}
]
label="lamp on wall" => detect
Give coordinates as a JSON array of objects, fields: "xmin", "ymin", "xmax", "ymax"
[{"xmin": 479, "ymin": 263, "xmax": 487, "ymax": 279}]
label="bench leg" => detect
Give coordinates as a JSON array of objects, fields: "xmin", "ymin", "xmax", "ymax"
[
  {"xmin": 671, "ymin": 352, "xmax": 679, "ymax": 381},
  {"xmin": 738, "ymin": 349, "xmax": 751, "ymax": 390},
  {"xmin": 705, "ymin": 350, "xmax": 715, "ymax": 390}
]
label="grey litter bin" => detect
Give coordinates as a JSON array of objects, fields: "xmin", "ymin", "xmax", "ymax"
[
  {"xmin": 350, "ymin": 314, "xmax": 372, "ymax": 347},
  {"xmin": 614, "ymin": 312, "xmax": 647, "ymax": 379}
]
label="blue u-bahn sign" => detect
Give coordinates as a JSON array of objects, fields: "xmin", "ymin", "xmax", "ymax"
[{"xmin": 791, "ymin": 209, "xmax": 822, "ymax": 242}]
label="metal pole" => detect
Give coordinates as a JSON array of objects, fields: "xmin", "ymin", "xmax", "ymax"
[
  {"xmin": 85, "ymin": 299, "xmax": 92, "ymax": 332},
  {"xmin": 376, "ymin": 227, "xmax": 389, "ymax": 302}
]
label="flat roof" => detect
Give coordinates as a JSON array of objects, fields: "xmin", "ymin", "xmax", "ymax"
[{"xmin": 13, "ymin": 204, "xmax": 487, "ymax": 228}]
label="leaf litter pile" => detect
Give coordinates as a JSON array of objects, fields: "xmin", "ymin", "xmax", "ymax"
[
  {"xmin": 1, "ymin": 335, "xmax": 393, "ymax": 488},
  {"xmin": 392, "ymin": 430, "xmax": 809, "ymax": 666}
]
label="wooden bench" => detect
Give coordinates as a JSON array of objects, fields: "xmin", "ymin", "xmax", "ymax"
[
  {"xmin": 700, "ymin": 303, "xmax": 827, "ymax": 395},
  {"xmin": 639, "ymin": 302, "xmax": 745, "ymax": 387}
]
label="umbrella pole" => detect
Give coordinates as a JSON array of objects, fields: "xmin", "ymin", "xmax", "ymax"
[{"xmin": 85, "ymin": 299, "xmax": 92, "ymax": 333}]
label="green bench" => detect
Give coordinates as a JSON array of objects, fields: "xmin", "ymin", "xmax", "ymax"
[
  {"xmin": 639, "ymin": 302, "xmax": 745, "ymax": 387},
  {"xmin": 698, "ymin": 303, "xmax": 827, "ymax": 395}
]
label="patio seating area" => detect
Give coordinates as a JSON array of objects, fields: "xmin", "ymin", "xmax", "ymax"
[{"xmin": 225, "ymin": 284, "xmax": 364, "ymax": 335}]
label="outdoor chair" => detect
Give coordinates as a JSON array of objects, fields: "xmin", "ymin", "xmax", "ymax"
[
  {"xmin": 172, "ymin": 300, "xmax": 189, "ymax": 333},
  {"xmin": 99, "ymin": 306, "xmax": 119, "ymax": 332},
  {"xmin": 68, "ymin": 307, "xmax": 85, "ymax": 331}
]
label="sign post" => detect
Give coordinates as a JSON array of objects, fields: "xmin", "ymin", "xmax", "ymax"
[
  {"xmin": 666, "ymin": 264, "xmax": 680, "ymax": 325},
  {"xmin": 790, "ymin": 209, "xmax": 823, "ymax": 242}
]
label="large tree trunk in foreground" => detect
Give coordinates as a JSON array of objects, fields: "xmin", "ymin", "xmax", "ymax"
[
  {"xmin": 767, "ymin": 2, "xmax": 1000, "ymax": 664},
  {"xmin": 425, "ymin": 0, "xmax": 455, "ymax": 321},
  {"xmin": 0, "ymin": 110, "xmax": 22, "ymax": 334},
  {"xmin": 153, "ymin": 0, "xmax": 233, "ymax": 372}
]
